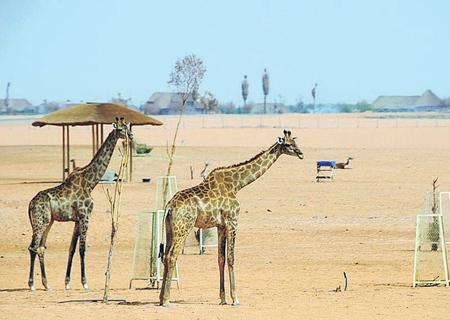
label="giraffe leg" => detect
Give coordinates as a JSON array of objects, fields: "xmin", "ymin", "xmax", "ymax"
[
  {"xmin": 79, "ymin": 221, "xmax": 90, "ymax": 290},
  {"xmin": 226, "ymin": 224, "xmax": 239, "ymax": 306},
  {"xmin": 159, "ymin": 211, "xmax": 193, "ymax": 307},
  {"xmin": 159, "ymin": 240, "xmax": 184, "ymax": 307},
  {"xmin": 217, "ymin": 226, "xmax": 227, "ymax": 305},
  {"xmin": 64, "ymin": 223, "xmax": 80, "ymax": 290},
  {"xmin": 28, "ymin": 234, "xmax": 41, "ymax": 291},
  {"xmin": 38, "ymin": 220, "xmax": 54, "ymax": 291}
]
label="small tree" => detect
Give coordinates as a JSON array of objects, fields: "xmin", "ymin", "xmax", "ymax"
[
  {"xmin": 102, "ymin": 136, "xmax": 130, "ymax": 303},
  {"xmin": 429, "ymin": 177, "xmax": 440, "ymax": 251},
  {"xmin": 164, "ymin": 54, "xmax": 206, "ymax": 181},
  {"xmin": 200, "ymin": 91, "xmax": 219, "ymax": 113}
]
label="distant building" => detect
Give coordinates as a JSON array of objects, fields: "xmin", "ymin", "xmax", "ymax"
[
  {"xmin": 142, "ymin": 92, "xmax": 203, "ymax": 115},
  {"xmin": 0, "ymin": 98, "xmax": 34, "ymax": 114},
  {"xmin": 372, "ymin": 90, "xmax": 446, "ymax": 112}
]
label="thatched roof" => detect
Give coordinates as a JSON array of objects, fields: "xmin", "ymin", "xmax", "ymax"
[
  {"xmin": 32, "ymin": 103, "xmax": 163, "ymax": 127},
  {"xmin": 414, "ymin": 90, "xmax": 443, "ymax": 107},
  {"xmin": 372, "ymin": 96, "xmax": 419, "ymax": 109}
]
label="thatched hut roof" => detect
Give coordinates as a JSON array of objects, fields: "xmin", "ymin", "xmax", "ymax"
[
  {"xmin": 413, "ymin": 90, "xmax": 443, "ymax": 107},
  {"xmin": 32, "ymin": 102, "xmax": 162, "ymax": 127},
  {"xmin": 372, "ymin": 96, "xmax": 419, "ymax": 109}
]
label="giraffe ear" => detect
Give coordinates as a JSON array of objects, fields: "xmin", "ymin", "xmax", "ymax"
[
  {"xmin": 283, "ymin": 129, "xmax": 288, "ymax": 136},
  {"xmin": 277, "ymin": 137, "xmax": 284, "ymax": 144},
  {"xmin": 287, "ymin": 130, "xmax": 291, "ymax": 136}
]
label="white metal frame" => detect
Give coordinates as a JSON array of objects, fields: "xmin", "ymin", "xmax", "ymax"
[
  {"xmin": 440, "ymin": 192, "xmax": 450, "ymax": 244},
  {"xmin": 155, "ymin": 176, "xmax": 178, "ymax": 211},
  {"xmin": 129, "ymin": 176, "xmax": 179, "ymax": 289},
  {"xmin": 198, "ymin": 228, "xmax": 218, "ymax": 254},
  {"xmin": 413, "ymin": 213, "xmax": 449, "ymax": 287}
]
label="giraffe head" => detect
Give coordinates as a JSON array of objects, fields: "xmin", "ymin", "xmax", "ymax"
[
  {"xmin": 113, "ymin": 117, "xmax": 133, "ymax": 141},
  {"xmin": 277, "ymin": 129, "xmax": 304, "ymax": 159}
]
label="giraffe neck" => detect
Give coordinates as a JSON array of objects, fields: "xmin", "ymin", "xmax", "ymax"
[
  {"xmin": 83, "ymin": 130, "xmax": 120, "ymax": 190},
  {"xmin": 213, "ymin": 142, "xmax": 282, "ymax": 192}
]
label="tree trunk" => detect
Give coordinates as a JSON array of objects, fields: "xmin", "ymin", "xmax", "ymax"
[{"xmin": 103, "ymin": 225, "xmax": 116, "ymax": 303}]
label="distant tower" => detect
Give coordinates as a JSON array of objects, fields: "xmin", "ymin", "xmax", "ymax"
[
  {"xmin": 5, "ymin": 82, "xmax": 10, "ymax": 108},
  {"xmin": 241, "ymin": 75, "xmax": 249, "ymax": 110},
  {"xmin": 262, "ymin": 69, "xmax": 269, "ymax": 113},
  {"xmin": 311, "ymin": 83, "xmax": 318, "ymax": 113}
]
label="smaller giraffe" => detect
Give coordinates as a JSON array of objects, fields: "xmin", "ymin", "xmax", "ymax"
[
  {"xmin": 336, "ymin": 157, "xmax": 353, "ymax": 169},
  {"xmin": 159, "ymin": 130, "xmax": 303, "ymax": 306},
  {"xmin": 27, "ymin": 117, "xmax": 132, "ymax": 291}
]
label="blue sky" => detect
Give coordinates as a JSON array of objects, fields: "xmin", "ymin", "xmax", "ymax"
[{"xmin": 0, "ymin": 0, "xmax": 449, "ymax": 106}]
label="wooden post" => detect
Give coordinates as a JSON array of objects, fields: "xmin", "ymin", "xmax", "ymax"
[
  {"xmin": 96, "ymin": 124, "xmax": 100, "ymax": 152},
  {"xmin": 101, "ymin": 124, "xmax": 104, "ymax": 143},
  {"xmin": 66, "ymin": 126, "xmax": 70, "ymax": 176},
  {"xmin": 62, "ymin": 126, "xmax": 66, "ymax": 181},
  {"xmin": 91, "ymin": 125, "xmax": 95, "ymax": 157},
  {"xmin": 129, "ymin": 124, "xmax": 133, "ymax": 182}
]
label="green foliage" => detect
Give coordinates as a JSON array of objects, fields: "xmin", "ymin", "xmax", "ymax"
[
  {"xmin": 135, "ymin": 143, "xmax": 152, "ymax": 154},
  {"xmin": 340, "ymin": 104, "xmax": 353, "ymax": 113},
  {"xmin": 355, "ymin": 100, "xmax": 373, "ymax": 112}
]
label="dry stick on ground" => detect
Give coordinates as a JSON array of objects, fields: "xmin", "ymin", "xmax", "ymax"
[{"xmin": 102, "ymin": 137, "xmax": 129, "ymax": 303}]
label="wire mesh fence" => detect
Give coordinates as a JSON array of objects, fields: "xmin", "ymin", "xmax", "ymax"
[
  {"xmin": 413, "ymin": 214, "xmax": 449, "ymax": 286},
  {"xmin": 154, "ymin": 113, "xmax": 450, "ymax": 130}
]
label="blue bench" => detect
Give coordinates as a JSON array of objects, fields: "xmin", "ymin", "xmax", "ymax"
[{"xmin": 316, "ymin": 160, "xmax": 336, "ymax": 182}]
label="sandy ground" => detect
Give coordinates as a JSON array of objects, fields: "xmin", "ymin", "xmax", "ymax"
[{"xmin": 1, "ymin": 113, "xmax": 450, "ymax": 319}]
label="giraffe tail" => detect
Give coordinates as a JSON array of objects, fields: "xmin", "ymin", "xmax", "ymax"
[
  {"xmin": 158, "ymin": 208, "xmax": 172, "ymax": 262},
  {"xmin": 158, "ymin": 243, "xmax": 165, "ymax": 261}
]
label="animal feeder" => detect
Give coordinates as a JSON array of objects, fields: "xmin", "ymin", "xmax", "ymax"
[{"xmin": 316, "ymin": 160, "xmax": 336, "ymax": 182}]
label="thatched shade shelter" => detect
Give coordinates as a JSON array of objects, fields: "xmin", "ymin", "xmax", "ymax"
[{"xmin": 32, "ymin": 103, "xmax": 163, "ymax": 181}]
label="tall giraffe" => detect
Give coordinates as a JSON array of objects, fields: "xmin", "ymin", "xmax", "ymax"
[
  {"xmin": 27, "ymin": 117, "xmax": 132, "ymax": 291},
  {"xmin": 159, "ymin": 130, "xmax": 303, "ymax": 306}
]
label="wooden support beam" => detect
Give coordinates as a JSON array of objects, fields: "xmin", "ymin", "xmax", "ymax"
[
  {"xmin": 129, "ymin": 124, "xmax": 133, "ymax": 182},
  {"xmin": 96, "ymin": 124, "xmax": 99, "ymax": 152},
  {"xmin": 92, "ymin": 125, "xmax": 95, "ymax": 157},
  {"xmin": 67, "ymin": 126, "xmax": 70, "ymax": 176},
  {"xmin": 62, "ymin": 126, "xmax": 66, "ymax": 181}
]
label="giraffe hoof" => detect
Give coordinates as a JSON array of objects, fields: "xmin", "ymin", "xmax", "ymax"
[
  {"xmin": 45, "ymin": 287, "xmax": 53, "ymax": 292},
  {"xmin": 30, "ymin": 286, "xmax": 36, "ymax": 292},
  {"xmin": 160, "ymin": 301, "xmax": 170, "ymax": 307},
  {"xmin": 232, "ymin": 300, "xmax": 240, "ymax": 306},
  {"xmin": 82, "ymin": 284, "xmax": 90, "ymax": 290},
  {"xmin": 219, "ymin": 301, "xmax": 228, "ymax": 305},
  {"xmin": 64, "ymin": 284, "xmax": 71, "ymax": 290}
]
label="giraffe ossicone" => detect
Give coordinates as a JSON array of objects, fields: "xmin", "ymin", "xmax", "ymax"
[
  {"xmin": 27, "ymin": 117, "xmax": 132, "ymax": 291},
  {"xmin": 159, "ymin": 130, "xmax": 304, "ymax": 306}
]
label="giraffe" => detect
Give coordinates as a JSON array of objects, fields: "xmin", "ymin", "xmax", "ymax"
[
  {"xmin": 27, "ymin": 117, "xmax": 132, "ymax": 291},
  {"xmin": 159, "ymin": 130, "xmax": 303, "ymax": 306}
]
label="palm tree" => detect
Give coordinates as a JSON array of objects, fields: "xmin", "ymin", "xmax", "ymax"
[{"xmin": 262, "ymin": 69, "xmax": 269, "ymax": 113}]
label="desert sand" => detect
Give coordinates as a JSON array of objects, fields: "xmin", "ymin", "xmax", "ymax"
[{"xmin": 1, "ymin": 113, "xmax": 450, "ymax": 320}]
